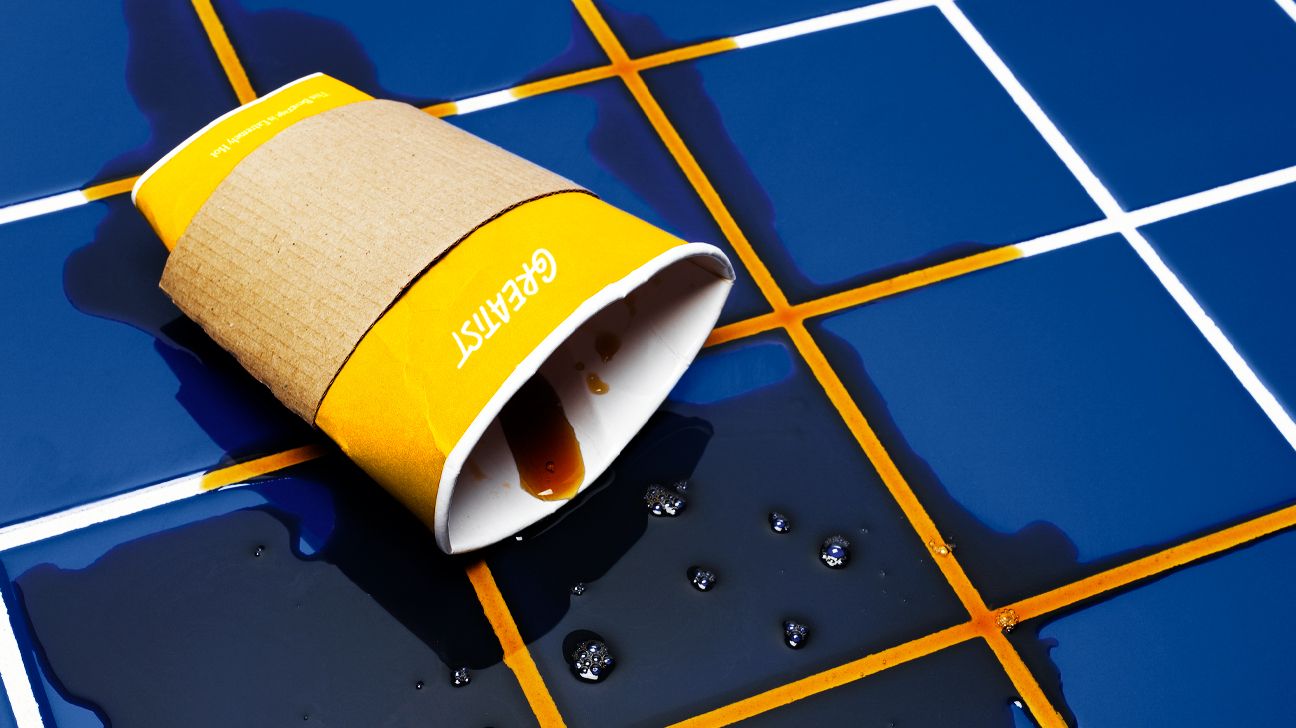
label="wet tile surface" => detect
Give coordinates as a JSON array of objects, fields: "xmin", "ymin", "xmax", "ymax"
[
  {"xmin": 597, "ymin": 0, "xmax": 886, "ymax": 57},
  {"xmin": 485, "ymin": 333, "xmax": 966, "ymax": 726},
  {"xmin": 643, "ymin": 8, "xmax": 1101, "ymax": 303},
  {"xmin": 737, "ymin": 640, "xmax": 1025, "ymax": 728},
  {"xmin": 813, "ymin": 236, "xmax": 1296, "ymax": 606},
  {"xmin": 0, "ymin": 0, "xmax": 236, "ymax": 206},
  {"xmin": 0, "ymin": 199, "xmax": 309, "ymax": 527},
  {"xmin": 1142, "ymin": 184, "xmax": 1296, "ymax": 418},
  {"xmin": 6, "ymin": 459, "xmax": 538, "ymax": 728},
  {"xmin": 450, "ymin": 80, "xmax": 770, "ymax": 324},
  {"xmin": 959, "ymin": 0, "xmax": 1296, "ymax": 209},
  {"xmin": 211, "ymin": 0, "xmax": 607, "ymax": 104},
  {"xmin": 1020, "ymin": 528, "xmax": 1296, "ymax": 727}
]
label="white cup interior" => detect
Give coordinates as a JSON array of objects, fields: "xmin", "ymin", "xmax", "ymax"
[{"xmin": 434, "ymin": 244, "xmax": 733, "ymax": 553}]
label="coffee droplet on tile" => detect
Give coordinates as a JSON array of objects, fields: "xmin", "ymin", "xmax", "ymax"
[
  {"xmin": 768, "ymin": 512, "xmax": 791, "ymax": 534},
  {"xmin": 996, "ymin": 608, "xmax": 1019, "ymax": 632},
  {"xmin": 782, "ymin": 620, "xmax": 809, "ymax": 649},
  {"xmin": 687, "ymin": 566, "xmax": 717, "ymax": 592},
  {"xmin": 595, "ymin": 332, "xmax": 621, "ymax": 363},
  {"xmin": 644, "ymin": 484, "xmax": 686, "ymax": 516},
  {"xmin": 586, "ymin": 373, "xmax": 609, "ymax": 395},
  {"xmin": 451, "ymin": 667, "xmax": 472, "ymax": 687},
  {"xmin": 569, "ymin": 638, "xmax": 616, "ymax": 683},
  {"xmin": 819, "ymin": 535, "xmax": 850, "ymax": 569},
  {"xmin": 499, "ymin": 375, "xmax": 584, "ymax": 502}
]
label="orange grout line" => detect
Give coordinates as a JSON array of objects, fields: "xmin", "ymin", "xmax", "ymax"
[
  {"xmin": 190, "ymin": 0, "xmax": 258, "ymax": 104},
  {"xmin": 704, "ymin": 311, "xmax": 783, "ymax": 347},
  {"xmin": 982, "ymin": 633, "xmax": 1067, "ymax": 728},
  {"xmin": 82, "ymin": 176, "xmax": 140, "ymax": 202},
  {"xmin": 465, "ymin": 561, "xmax": 567, "ymax": 727},
  {"xmin": 571, "ymin": 0, "xmax": 633, "ymax": 66},
  {"xmin": 200, "ymin": 443, "xmax": 328, "ymax": 490},
  {"xmin": 512, "ymin": 64, "xmax": 620, "ymax": 100},
  {"xmin": 1010, "ymin": 502, "xmax": 1296, "ymax": 620},
  {"xmin": 423, "ymin": 100, "xmax": 457, "ymax": 118},
  {"xmin": 783, "ymin": 321, "xmax": 988, "ymax": 614},
  {"xmin": 634, "ymin": 38, "xmax": 740, "ymax": 71},
  {"xmin": 667, "ymin": 622, "xmax": 980, "ymax": 727}
]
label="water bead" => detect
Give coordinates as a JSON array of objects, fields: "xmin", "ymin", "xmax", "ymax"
[
  {"xmin": 819, "ymin": 535, "xmax": 850, "ymax": 569},
  {"xmin": 768, "ymin": 512, "xmax": 791, "ymax": 534},
  {"xmin": 644, "ymin": 484, "xmax": 686, "ymax": 517},
  {"xmin": 687, "ymin": 566, "xmax": 718, "ymax": 592},
  {"xmin": 570, "ymin": 640, "xmax": 616, "ymax": 683},
  {"xmin": 451, "ymin": 667, "xmax": 471, "ymax": 687},
  {"xmin": 782, "ymin": 620, "xmax": 809, "ymax": 649}
]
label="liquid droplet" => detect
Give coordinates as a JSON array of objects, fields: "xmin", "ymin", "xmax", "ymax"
[
  {"xmin": 451, "ymin": 666, "xmax": 471, "ymax": 687},
  {"xmin": 414, "ymin": 680, "xmax": 424, "ymax": 690},
  {"xmin": 672, "ymin": 479, "xmax": 689, "ymax": 493},
  {"xmin": 687, "ymin": 566, "xmax": 717, "ymax": 592},
  {"xmin": 782, "ymin": 620, "xmax": 809, "ymax": 649},
  {"xmin": 644, "ymin": 484, "xmax": 686, "ymax": 517},
  {"xmin": 569, "ymin": 639, "xmax": 616, "ymax": 683},
  {"xmin": 253, "ymin": 545, "xmax": 265, "ymax": 557},
  {"xmin": 586, "ymin": 372, "xmax": 609, "ymax": 395},
  {"xmin": 819, "ymin": 535, "xmax": 850, "ymax": 569},
  {"xmin": 995, "ymin": 608, "xmax": 1019, "ymax": 633},
  {"xmin": 570, "ymin": 583, "xmax": 586, "ymax": 596},
  {"xmin": 768, "ymin": 512, "xmax": 791, "ymax": 534},
  {"xmin": 500, "ymin": 375, "xmax": 584, "ymax": 502}
]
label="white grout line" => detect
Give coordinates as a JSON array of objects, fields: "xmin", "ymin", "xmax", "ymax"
[
  {"xmin": 0, "ymin": 472, "xmax": 211, "ymax": 553},
  {"xmin": 1275, "ymin": 0, "xmax": 1296, "ymax": 25},
  {"xmin": 450, "ymin": 88, "xmax": 518, "ymax": 115},
  {"xmin": 732, "ymin": 0, "xmax": 934, "ymax": 48},
  {"xmin": 0, "ymin": 591, "xmax": 42, "ymax": 728},
  {"xmin": 1013, "ymin": 218, "xmax": 1118, "ymax": 258},
  {"xmin": 0, "ymin": 191, "xmax": 88, "ymax": 226},
  {"xmin": 941, "ymin": 0, "xmax": 1296, "ymax": 451}
]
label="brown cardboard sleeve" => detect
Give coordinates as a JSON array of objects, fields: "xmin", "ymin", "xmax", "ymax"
[{"xmin": 159, "ymin": 99, "xmax": 585, "ymax": 420}]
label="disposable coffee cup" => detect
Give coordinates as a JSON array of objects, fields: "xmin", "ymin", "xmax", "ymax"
[{"xmin": 133, "ymin": 74, "xmax": 734, "ymax": 553}]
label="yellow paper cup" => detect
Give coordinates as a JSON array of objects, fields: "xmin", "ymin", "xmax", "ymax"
[{"xmin": 133, "ymin": 74, "xmax": 734, "ymax": 552}]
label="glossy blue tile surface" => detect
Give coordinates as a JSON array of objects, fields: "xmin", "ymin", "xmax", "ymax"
[
  {"xmin": 0, "ymin": 0, "xmax": 236, "ymax": 206},
  {"xmin": 485, "ymin": 333, "xmax": 965, "ymax": 726},
  {"xmin": 1036, "ymin": 528, "xmax": 1296, "ymax": 727},
  {"xmin": 597, "ymin": 0, "xmax": 886, "ymax": 57},
  {"xmin": 737, "ymin": 641, "xmax": 1021, "ymax": 727},
  {"xmin": 814, "ymin": 235, "xmax": 1296, "ymax": 605},
  {"xmin": 959, "ymin": 0, "xmax": 1296, "ymax": 210},
  {"xmin": 212, "ymin": 0, "xmax": 606, "ymax": 104},
  {"xmin": 1143, "ymin": 184, "xmax": 1296, "ymax": 417},
  {"xmin": 450, "ymin": 81, "xmax": 770, "ymax": 323},
  {"xmin": 0, "ymin": 199, "xmax": 309, "ymax": 527},
  {"xmin": 644, "ymin": 8, "xmax": 1101, "ymax": 303},
  {"xmin": 4, "ymin": 460, "xmax": 539, "ymax": 726}
]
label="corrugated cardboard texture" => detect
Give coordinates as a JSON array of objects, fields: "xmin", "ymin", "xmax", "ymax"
[{"xmin": 160, "ymin": 99, "xmax": 585, "ymax": 420}]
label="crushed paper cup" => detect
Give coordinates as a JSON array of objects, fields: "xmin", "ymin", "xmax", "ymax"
[{"xmin": 132, "ymin": 74, "xmax": 734, "ymax": 553}]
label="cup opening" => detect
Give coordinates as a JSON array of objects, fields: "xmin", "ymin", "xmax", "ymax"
[{"xmin": 436, "ymin": 245, "xmax": 732, "ymax": 553}]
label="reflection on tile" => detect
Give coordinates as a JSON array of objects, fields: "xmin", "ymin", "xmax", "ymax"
[
  {"xmin": 959, "ymin": 0, "xmax": 1296, "ymax": 209},
  {"xmin": 7, "ymin": 459, "xmax": 537, "ymax": 727},
  {"xmin": 737, "ymin": 640, "xmax": 1022, "ymax": 727},
  {"xmin": 1029, "ymin": 528, "xmax": 1296, "ymax": 727},
  {"xmin": 0, "ymin": 199, "xmax": 309, "ymax": 527},
  {"xmin": 813, "ymin": 235, "xmax": 1296, "ymax": 605},
  {"xmin": 451, "ymin": 80, "xmax": 770, "ymax": 323},
  {"xmin": 485, "ymin": 332, "xmax": 965, "ymax": 727},
  {"xmin": 1143, "ymin": 184, "xmax": 1296, "ymax": 418},
  {"xmin": 0, "ymin": 0, "xmax": 236, "ymax": 205},
  {"xmin": 212, "ymin": 0, "xmax": 606, "ymax": 103},
  {"xmin": 597, "ymin": 0, "xmax": 887, "ymax": 57},
  {"xmin": 644, "ymin": 8, "xmax": 1100, "ymax": 303}
]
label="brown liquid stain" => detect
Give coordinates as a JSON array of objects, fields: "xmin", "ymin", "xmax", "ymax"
[
  {"xmin": 624, "ymin": 293, "xmax": 637, "ymax": 317},
  {"xmin": 465, "ymin": 458, "xmax": 486, "ymax": 481},
  {"xmin": 595, "ymin": 331, "xmax": 621, "ymax": 363},
  {"xmin": 586, "ymin": 373, "xmax": 609, "ymax": 395},
  {"xmin": 499, "ymin": 375, "xmax": 585, "ymax": 502},
  {"xmin": 574, "ymin": 361, "xmax": 585, "ymax": 371}
]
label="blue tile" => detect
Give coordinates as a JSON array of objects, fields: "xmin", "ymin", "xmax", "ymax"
[
  {"xmin": 959, "ymin": 0, "xmax": 1296, "ymax": 210},
  {"xmin": 0, "ymin": 687, "xmax": 15, "ymax": 728},
  {"xmin": 212, "ymin": 0, "xmax": 606, "ymax": 104},
  {"xmin": 737, "ymin": 640, "xmax": 1023, "ymax": 727},
  {"xmin": 0, "ymin": 199, "xmax": 309, "ymax": 527},
  {"xmin": 485, "ymin": 332, "xmax": 966, "ymax": 727},
  {"xmin": 1143, "ymin": 184, "xmax": 1296, "ymax": 418},
  {"xmin": 0, "ymin": 0, "xmax": 237, "ymax": 206},
  {"xmin": 813, "ymin": 235, "xmax": 1296, "ymax": 605},
  {"xmin": 4, "ymin": 459, "xmax": 539, "ymax": 726},
  {"xmin": 450, "ymin": 80, "xmax": 771, "ymax": 323},
  {"xmin": 643, "ymin": 9, "xmax": 1101, "ymax": 303},
  {"xmin": 1034, "ymin": 527, "xmax": 1296, "ymax": 727},
  {"xmin": 598, "ymin": 0, "xmax": 888, "ymax": 57}
]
